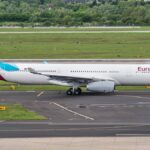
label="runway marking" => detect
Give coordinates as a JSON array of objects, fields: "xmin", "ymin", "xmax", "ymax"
[
  {"xmin": 37, "ymin": 91, "xmax": 44, "ymax": 97},
  {"xmin": 52, "ymin": 102, "xmax": 95, "ymax": 121}
]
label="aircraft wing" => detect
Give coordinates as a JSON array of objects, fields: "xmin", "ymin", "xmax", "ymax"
[{"xmin": 27, "ymin": 67, "xmax": 113, "ymax": 83}]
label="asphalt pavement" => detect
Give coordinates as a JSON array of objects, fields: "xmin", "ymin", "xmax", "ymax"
[{"xmin": 0, "ymin": 91, "xmax": 150, "ymax": 137}]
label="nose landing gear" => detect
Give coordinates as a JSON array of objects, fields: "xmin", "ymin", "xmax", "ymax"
[{"xmin": 66, "ymin": 88, "xmax": 82, "ymax": 95}]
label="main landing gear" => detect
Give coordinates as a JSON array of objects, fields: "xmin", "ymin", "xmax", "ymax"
[{"xmin": 66, "ymin": 88, "xmax": 82, "ymax": 95}]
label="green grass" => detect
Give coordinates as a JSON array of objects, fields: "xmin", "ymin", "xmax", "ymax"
[
  {"xmin": 0, "ymin": 104, "xmax": 47, "ymax": 120},
  {"xmin": 116, "ymin": 86, "xmax": 150, "ymax": 91},
  {"xmin": 0, "ymin": 82, "xmax": 68, "ymax": 91},
  {"xmin": 0, "ymin": 32, "xmax": 150, "ymax": 59}
]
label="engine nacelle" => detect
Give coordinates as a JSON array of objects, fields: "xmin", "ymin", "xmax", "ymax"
[{"xmin": 87, "ymin": 81, "xmax": 115, "ymax": 93}]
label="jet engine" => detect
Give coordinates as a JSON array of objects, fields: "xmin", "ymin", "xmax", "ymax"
[{"xmin": 87, "ymin": 81, "xmax": 115, "ymax": 93}]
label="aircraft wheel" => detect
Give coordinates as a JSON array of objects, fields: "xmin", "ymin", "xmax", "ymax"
[
  {"xmin": 74, "ymin": 88, "xmax": 82, "ymax": 95},
  {"xmin": 66, "ymin": 88, "xmax": 73, "ymax": 95}
]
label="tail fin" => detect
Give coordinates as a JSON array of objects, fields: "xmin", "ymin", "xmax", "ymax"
[{"xmin": 0, "ymin": 62, "xmax": 19, "ymax": 72}]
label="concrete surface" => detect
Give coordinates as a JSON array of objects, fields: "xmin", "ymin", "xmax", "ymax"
[{"xmin": 0, "ymin": 137, "xmax": 150, "ymax": 150}]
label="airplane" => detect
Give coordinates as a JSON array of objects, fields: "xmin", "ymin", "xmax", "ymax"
[{"xmin": 0, "ymin": 61, "xmax": 150, "ymax": 95}]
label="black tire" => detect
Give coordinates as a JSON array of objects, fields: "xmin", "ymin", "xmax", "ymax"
[
  {"xmin": 74, "ymin": 88, "xmax": 82, "ymax": 95},
  {"xmin": 77, "ymin": 88, "xmax": 82, "ymax": 94},
  {"xmin": 66, "ymin": 88, "xmax": 73, "ymax": 95}
]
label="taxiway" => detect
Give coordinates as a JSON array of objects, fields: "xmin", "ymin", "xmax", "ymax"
[{"xmin": 0, "ymin": 91, "xmax": 150, "ymax": 137}]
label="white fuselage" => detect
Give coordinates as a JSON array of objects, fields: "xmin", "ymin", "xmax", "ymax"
[{"xmin": 1, "ymin": 63, "xmax": 150, "ymax": 86}]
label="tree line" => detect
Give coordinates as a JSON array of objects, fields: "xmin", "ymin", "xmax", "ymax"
[{"xmin": 0, "ymin": 0, "xmax": 149, "ymax": 26}]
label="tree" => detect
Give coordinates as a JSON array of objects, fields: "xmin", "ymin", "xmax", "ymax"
[{"xmin": 40, "ymin": 0, "xmax": 45, "ymax": 4}]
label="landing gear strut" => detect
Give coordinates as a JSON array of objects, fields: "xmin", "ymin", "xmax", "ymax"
[{"xmin": 66, "ymin": 88, "xmax": 82, "ymax": 95}]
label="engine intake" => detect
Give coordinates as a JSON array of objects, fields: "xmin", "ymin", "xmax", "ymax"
[{"xmin": 87, "ymin": 81, "xmax": 115, "ymax": 93}]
